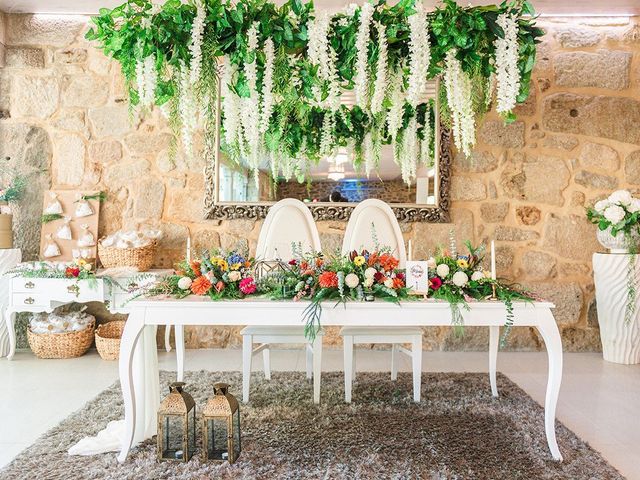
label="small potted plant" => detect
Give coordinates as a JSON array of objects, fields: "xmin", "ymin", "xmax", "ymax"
[
  {"xmin": 587, "ymin": 189, "xmax": 640, "ymax": 253},
  {"xmin": 0, "ymin": 158, "xmax": 27, "ymax": 249}
]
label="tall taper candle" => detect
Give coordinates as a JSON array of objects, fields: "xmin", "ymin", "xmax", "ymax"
[
  {"xmin": 408, "ymin": 240, "xmax": 413, "ymax": 261},
  {"xmin": 186, "ymin": 235, "xmax": 192, "ymax": 263},
  {"xmin": 490, "ymin": 240, "xmax": 496, "ymax": 280}
]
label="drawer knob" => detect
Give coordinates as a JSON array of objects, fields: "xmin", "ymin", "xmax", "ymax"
[
  {"xmin": 67, "ymin": 285, "xmax": 80, "ymax": 294},
  {"xmin": 24, "ymin": 297, "xmax": 35, "ymax": 305},
  {"xmin": 25, "ymin": 281, "xmax": 35, "ymax": 289}
]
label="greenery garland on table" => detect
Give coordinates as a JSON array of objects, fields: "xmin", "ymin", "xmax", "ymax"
[{"xmin": 86, "ymin": 0, "xmax": 542, "ymax": 185}]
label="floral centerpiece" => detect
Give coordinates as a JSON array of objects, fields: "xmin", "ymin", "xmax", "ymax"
[
  {"xmin": 427, "ymin": 240, "xmax": 534, "ymax": 343},
  {"xmin": 587, "ymin": 189, "xmax": 640, "ymax": 254},
  {"xmin": 258, "ymin": 249, "xmax": 411, "ymax": 338},
  {"xmin": 144, "ymin": 249, "xmax": 257, "ymax": 300}
]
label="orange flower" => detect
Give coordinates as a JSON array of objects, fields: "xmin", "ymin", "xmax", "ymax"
[
  {"xmin": 190, "ymin": 275, "xmax": 211, "ymax": 295},
  {"xmin": 190, "ymin": 261, "xmax": 202, "ymax": 277},
  {"xmin": 318, "ymin": 271, "xmax": 339, "ymax": 288},
  {"xmin": 303, "ymin": 269, "xmax": 315, "ymax": 277},
  {"xmin": 393, "ymin": 277, "xmax": 405, "ymax": 289},
  {"xmin": 175, "ymin": 269, "xmax": 185, "ymax": 276},
  {"xmin": 215, "ymin": 281, "xmax": 225, "ymax": 293},
  {"xmin": 244, "ymin": 261, "xmax": 252, "ymax": 268},
  {"xmin": 315, "ymin": 257, "xmax": 324, "ymax": 268},
  {"xmin": 367, "ymin": 252, "xmax": 379, "ymax": 267},
  {"xmin": 301, "ymin": 261, "xmax": 309, "ymax": 270},
  {"xmin": 379, "ymin": 253, "xmax": 399, "ymax": 272}
]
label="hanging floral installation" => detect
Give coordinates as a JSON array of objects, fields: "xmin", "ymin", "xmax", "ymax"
[{"xmin": 86, "ymin": 0, "xmax": 542, "ymax": 184}]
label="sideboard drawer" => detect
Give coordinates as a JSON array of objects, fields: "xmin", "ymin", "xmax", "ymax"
[
  {"xmin": 11, "ymin": 277, "xmax": 105, "ymax": 303},
  {"xmin": 11, "ymin": 277, "xmax": 50, "ymax": 293},
  {"xmin": 12, "ymin": 293, "xmax": 50, "ymax": 308}
]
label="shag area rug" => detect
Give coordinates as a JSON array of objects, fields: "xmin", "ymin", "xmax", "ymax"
[{"xmin": 0, "ymin": 371, "xmax": 623, "ymax": 480}]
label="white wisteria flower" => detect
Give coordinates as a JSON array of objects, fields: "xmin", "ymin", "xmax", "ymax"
[
  {"xmin": 452, "ymin": 271, "xmax": 469, "ymax": 287},
  {"xmin": 608, "ymin": 189, "xmax": 633, "ymax": 206},
  {"xmin": 386, "ymin": 70, "xmax": 405, "ymax": 141},
  {"xmin": 307, "ymin": 13, "xmax": 340, "ymax": 111},
  {"xmin": 370, "ymin": 21, "xmax": 388, "ymax": 115},
  {"xmin": 221, "ymin": 59, "xmax": 241, "ymax": 148},
  {"xmin": 353, "ymin": 2, "xmax": 373, "ymax": 108},
  {"xmin": 406, "ymin": 7, "xmax": 431, "ymax": 108},
  {"xmin": 178, "ymin": 62, "xmax": 197, "ymax": 154},
  {"xmin": 603, "ymin": 204, "xmax": 626, "ymax": 225},
  {"xmin": 494, "ymin": 13, "xmax": 520, "ymax": 114},
  {"xmin": 436, "ymin": 263, "xmax": 450, "ymax": 278},
  {"xmin": 188, "ymin": 0, "xmax": 206, "ymax": 85},
  {"xmin": 260, "ymin": 38, "xmax": 275, "ymax": 134},
  {"xmin": 444, "ymin": 49, "xmax": 475, "ymax": 157},
  {"xmin": 399, "ymin": 116, "xmax": 418, "ymax": 184},
  {"xmin": 420, "ymin": 107, "xmax": 432, "ymax": 166},
  {"xmin": 345, "ymin": 273, "xmax": 360, "ymax": 289},
  {"xmin": 240, "ymin": 23, "xmax": 262, "ymax": 178}
]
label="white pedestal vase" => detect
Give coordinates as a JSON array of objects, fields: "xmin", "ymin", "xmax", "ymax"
[
  {"xmin": 593, "ymin": 253, "xmax": 640, "ymax": 364},
  {"xmin": 0, "ymin": 249, "xmax": 22, "ymax": 357}
]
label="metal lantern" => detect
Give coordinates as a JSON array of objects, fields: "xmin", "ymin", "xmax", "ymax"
[
  {"xmin": 157, "ymin": 382, "xmax": 196, "ymax": 462},
  {"xmin": 202, "ymin": 383, "xmax": 241, "ymax": 463},
  {"xmin": 253, "ymin": 258, "xmax": 291, "ymax": 281}
]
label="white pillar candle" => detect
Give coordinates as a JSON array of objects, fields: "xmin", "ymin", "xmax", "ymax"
[
  {"xmin": 490, "ymin": 240, "xmax": 496, "ymax": 280},
  {"xmin": 186, "ymin": 235, "xmax": 192, "ymax": 263}
]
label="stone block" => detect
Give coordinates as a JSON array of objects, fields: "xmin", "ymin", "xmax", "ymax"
[
  {"xmin": 62, "ymin": 74, "xmax": 108, "ymax": 108},
  {"xmin": 5, "ymin": 46, "xmax": 44, "ymax": 68},
  {"xmin": 11, "ymin": 76, "xmax": 59, "ymax": 119},
  {"xmin": 480, "ymin": 202, "xmax": 509, "ymax": 223},
  {"xmin": 554, "ymin": 50, "xmax": 631, "ymax": 90},
  {"xmin": 542, "ymin": 213, "xmax": 601, "ymax": 262},
  {"xmin": 453, "ymin": 150, "xmax": 498, "ymax": 173},
  {"xmin": 495, "ymin": 226, "xmax": 539, "ymax": 242},
  {"xmin": 541, "ymin": 134, "xmax": 579, "ymax": 152},
  {"xmin": 478, "ymin": 120, "xmax": 525, "ymax": 148},
  {"xmin": 6, "ymin": 14, "xmax": 84, "ymax": 47},
  {"xmin": 542, "ymin": 93, "xmax": 640, "ymax": 145},
  {"xmin": 88, "ymin": 139, "xmax": 122, "ymax": 164},
  {"xmin": 88, "ymin": 105, "xmax": 134, "ymax": 137},
  {"xmin": 578, "ymin": 142, "xmax": 619, "ymax": 171},
  {"xmin": 555, "ymin": 27, "xmax": 601, "ymax": 48},
  {"xmin": 574, "ymin": 170, "xmax": 618, "ymax": 190},
  {"xmin": 522, "ymin": 282, "xmax": 583, "ymax": 326},
  {"xmin": 624, "ymin": 150, "xmax": 640, "ymax": 184},
  {"xmin": 54, "ymin": 134, "xmax": 85, "ymax": 186},
  {"xmin": 501, "ymin": 154, "xmax": 570, "ymax": 206},
  {"xmin": 521, "ymin": 251, "xmax": 557, "ymax": 280},
  {"xmin": 132, "ymin": 178, "xmax": 165, "ymax": 219},
  {"xmin": 451, "ymin": 177, "xmax": 486, "ymax": 201},
  {"xmin": 516, "ymin": 206, "xmax": 541, "ymax": 226}
]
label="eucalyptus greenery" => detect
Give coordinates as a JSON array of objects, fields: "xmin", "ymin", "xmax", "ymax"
[{"xmin": 86, "ymin": 0, "xmax": 542, "ymax": 182}]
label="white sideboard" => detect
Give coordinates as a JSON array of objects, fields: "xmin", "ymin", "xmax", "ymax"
[
  {"xmin": 3, "ymin": 269, "xmax": 170, "ymax": 360},
  {"xmin": 0, "ymin": 249, "xmax": 22, "ymax": 357}
]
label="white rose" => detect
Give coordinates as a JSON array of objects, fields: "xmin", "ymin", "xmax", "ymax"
[
  {"xmin": 436, "ymin": 264, "xmax": 450, "ymax": 278},
  {"xmin": 384, "ymin": 278, "xmax": 394, "ymax": 288},
  {"xmin": 427, "ymin": 257, "xmax": 436, "ymax": 269},
  {"xmin": 594, "ymin": 199, "xmax": 610, "ymax": 214},
  {"xmin": 629, "ymin": 198, "xmax": 640, "ymax": 213},
  {"xmin": 228, "ymin": 271, "xmax": 242, "ymax": 282},
  {"xmin": 471, "ymin": 270, "xmax": 484, "ymax": 281},
  {"xmin": 83, "ymin": 263, "xmax": 93, "ymax": 271},
  {"xmin": 608, "ymin": 190, "xmax": 633, "ymax": 206},
  {"xmin": 177, "ymin": 277, "xmax": 192, "ymax": 290},
  {"xmin": 364, "ymin": 267, "xmax": 377, "ymax": 279},
  {"xmin": 603, "ymin": 204, "xmax": 626, "ymax": 225},
  {"xmin": 363, "ymin": 277, "xmax": 373, "ymax": 288},
  {"xmin": 452, "ymin": 271, "xmax": 469, "ymax": 287},
  {"xmin": 345, "ymin": 273, "xmax": 360, "ymax": 289}
]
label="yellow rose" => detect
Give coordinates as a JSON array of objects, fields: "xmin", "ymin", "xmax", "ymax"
[
  {"xmin": 219, "ymin": 260, "xmax": 229, "ymax": 271},
  {"xmin": 456, "ymin": 258, "xmax": 469, "ymax": 269},
  {"xmin": 354, "ymin": 256, "xmax": 366, "ymax": 267}
]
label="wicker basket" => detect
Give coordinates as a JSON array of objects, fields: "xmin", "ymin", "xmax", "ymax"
[
  {"xmin": 98, "ymin": 240, "xmax": 156, "ymax": 271},
  {"xmin": 27, "ymin": 321, "xmax": 95, "ymax": 359},
  {"xmin": 95, "ymin": 320, "xmax": 126, "ymax": 361}
]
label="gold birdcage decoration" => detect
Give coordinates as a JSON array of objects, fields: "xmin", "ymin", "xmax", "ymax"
[
  {"xmin": 202, "ymin": 383, "xmax": 241, "ymax": 464},
  {"xmin": 157, "ymin": 382, "xmax": 196, "ymax": 462}
]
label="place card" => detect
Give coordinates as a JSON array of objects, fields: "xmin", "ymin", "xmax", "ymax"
[{"xmin": 405, "ymin": 261, "xmax": 429, "ymax": 293}]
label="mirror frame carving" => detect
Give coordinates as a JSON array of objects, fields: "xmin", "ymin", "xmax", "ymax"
[{"xmin": 203, "ymin": 77, "xmax": 451, "ymax": 223}]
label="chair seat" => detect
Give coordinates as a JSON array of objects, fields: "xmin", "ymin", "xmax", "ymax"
[
  {"xmin": 241, "ymin": 326, "xmax": 324, "ymax": 337},
  {"xmin": 340, "ymin": 326, "xmax": 422, "ymax": 337}
]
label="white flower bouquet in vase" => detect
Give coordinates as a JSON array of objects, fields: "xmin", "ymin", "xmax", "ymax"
[{"xmin": 587, "ymin": 190, "xmax": 640, "ymax": 253}]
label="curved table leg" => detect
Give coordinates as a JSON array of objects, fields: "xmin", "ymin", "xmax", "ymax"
[
  {"xmin": 5, "ymin": 309, "xmax": 16, "ymax": 360},
  {"xmin": 117, "ymin": 310, "xmax": 146, "ymax": 464},
  {"xmin": 489, "ymin": 326, "xmax": 499, "ymax": 397},
  {"xmin": 164, "ymin": 324, "xmax": 172, "ymax": 352},
  {"xmin": 535, "ymin": 310, "xmax": 564, "ymax": 462},
  {"xmin": 175, "ymin": 324, "xmax": 184, "ymax": 382}
]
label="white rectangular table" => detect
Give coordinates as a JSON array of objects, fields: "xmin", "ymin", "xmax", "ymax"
[{"xmin": 118, "ymin": 297, "xmax": 563, "ymax": 463}]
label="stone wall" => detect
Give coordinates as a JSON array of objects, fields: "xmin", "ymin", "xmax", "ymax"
[{"xmin": 2, "ymin": 13, "xmax": 640, "ymax": 351}]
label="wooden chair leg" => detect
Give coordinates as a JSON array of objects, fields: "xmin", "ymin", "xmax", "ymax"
[
  {"xmin": 262, "ymin": 346, "xmax": 271, "ymax": 380},
  {"xmin": 242, "ymin": 335, "xmax": 252, "ymax": 403},
  {"xmin": 412, "ymin": 335, "xmax": 423, "ymax": 403},
  {"xmin": 343, "ymin": 335, "xmax": 354, "ymax": 403},
  {"xmin": 391, "ymin": 344, "xmax": 398, "ymax": 381}
]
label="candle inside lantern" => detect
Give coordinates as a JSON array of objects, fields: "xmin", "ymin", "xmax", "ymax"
[
  {"xmin": 175, "ymin": 450, "xmax": 183, "ymax": 460},
  {"xmin": 490, "ymin": 240, "xmax": 496, "ymax": 280},
  {"xmin": 186, "ymin": 235, "xmax": 192, "ymax": 263}
]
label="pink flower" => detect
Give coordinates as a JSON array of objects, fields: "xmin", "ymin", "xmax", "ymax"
[{"xmin": 239, "ymin": 277, "xmax": 256, "ymax": 295}]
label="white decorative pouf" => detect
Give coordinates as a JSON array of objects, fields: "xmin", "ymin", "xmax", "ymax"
[
  {"xmin": 593, "ymin": 253, "xmax": 640, "ymax": 364},
  {"xmin": 0, "ymin": 249, "xmax": 22, "ymax": 357}
]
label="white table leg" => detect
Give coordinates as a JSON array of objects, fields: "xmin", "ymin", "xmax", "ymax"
[
  {"xmin": 4, "ymin": 309, "xmax": 16, "ymax": 360},
  {"xmin": 312, "ymin": 336, "xmax": 322, "ymax": 404},
  {"xmin": 343, "ymin": 335, "xmax": 353, "ymax": 403},
  {"xmin": 175, "ymin": 324, "xmax": 184, "ymax": 382},
  {"xmin": 411, "ymin": 335, "xmax": 422, "ymax": 403},
  {"xmin": 489, "ymin": 325, "xmax": 499, "ymax": 397},
  {"xmin": 164, "ymin": 325, "xmax": 172, "ymax": 352},
  {"xmin": 262, "ymin": 347, "xmax": 271, "ymax": 380},
  {"xmin": 117, "ymin": 310, "xmax": 146, "ymax": 464},
  {"xmin": 242, "ymin": 334, "xmax": 252, "ymax": 403},
  {"xmin": 536, "ymin": 310, "xmax": 564, "ymax": 462},
  {"xmin": 391, "ymin": 344, "xmax": 398, "ymax": 381},
  {"xmin": 305, "ymin": 344, "xmax": 312, "ymax": 379}
]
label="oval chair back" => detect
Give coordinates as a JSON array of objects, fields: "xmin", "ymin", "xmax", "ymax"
[
  {"xmin": 256, "ymin": 198, "xmax": 322, "ymax": 260},
  {"xmin": 341, "ymin": 199, "xmax": 407, "ymax": 268}
]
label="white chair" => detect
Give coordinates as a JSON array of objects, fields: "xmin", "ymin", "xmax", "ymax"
[
  {"xmin": 242, "ymin": 198, "xmax": 323, "ymax": 404},
  {"xmin": 340, "ymin": 199, "xmax": 423, "ymax": 403}
]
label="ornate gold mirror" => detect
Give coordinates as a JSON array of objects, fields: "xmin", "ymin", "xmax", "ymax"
[{"xmin": 205, "ymin": 78, "xmax": 451, "ymax": 222}]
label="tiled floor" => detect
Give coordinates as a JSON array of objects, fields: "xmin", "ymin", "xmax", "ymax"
[{"xmin": 1, "ymin": 348, "xmax": 639, "ymax": 479}]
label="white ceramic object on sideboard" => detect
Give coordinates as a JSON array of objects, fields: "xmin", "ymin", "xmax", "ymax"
[
  {"xmin": 593, "ymin": 253, "xmax": 640, "ymax": 364},
  {"xmin": 0, "ymin": 249, "xmax": 22, "ymax": 357},
  {"xmin": 596, "ymin": 227, "xmax": 640, "ymax": 254}
]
